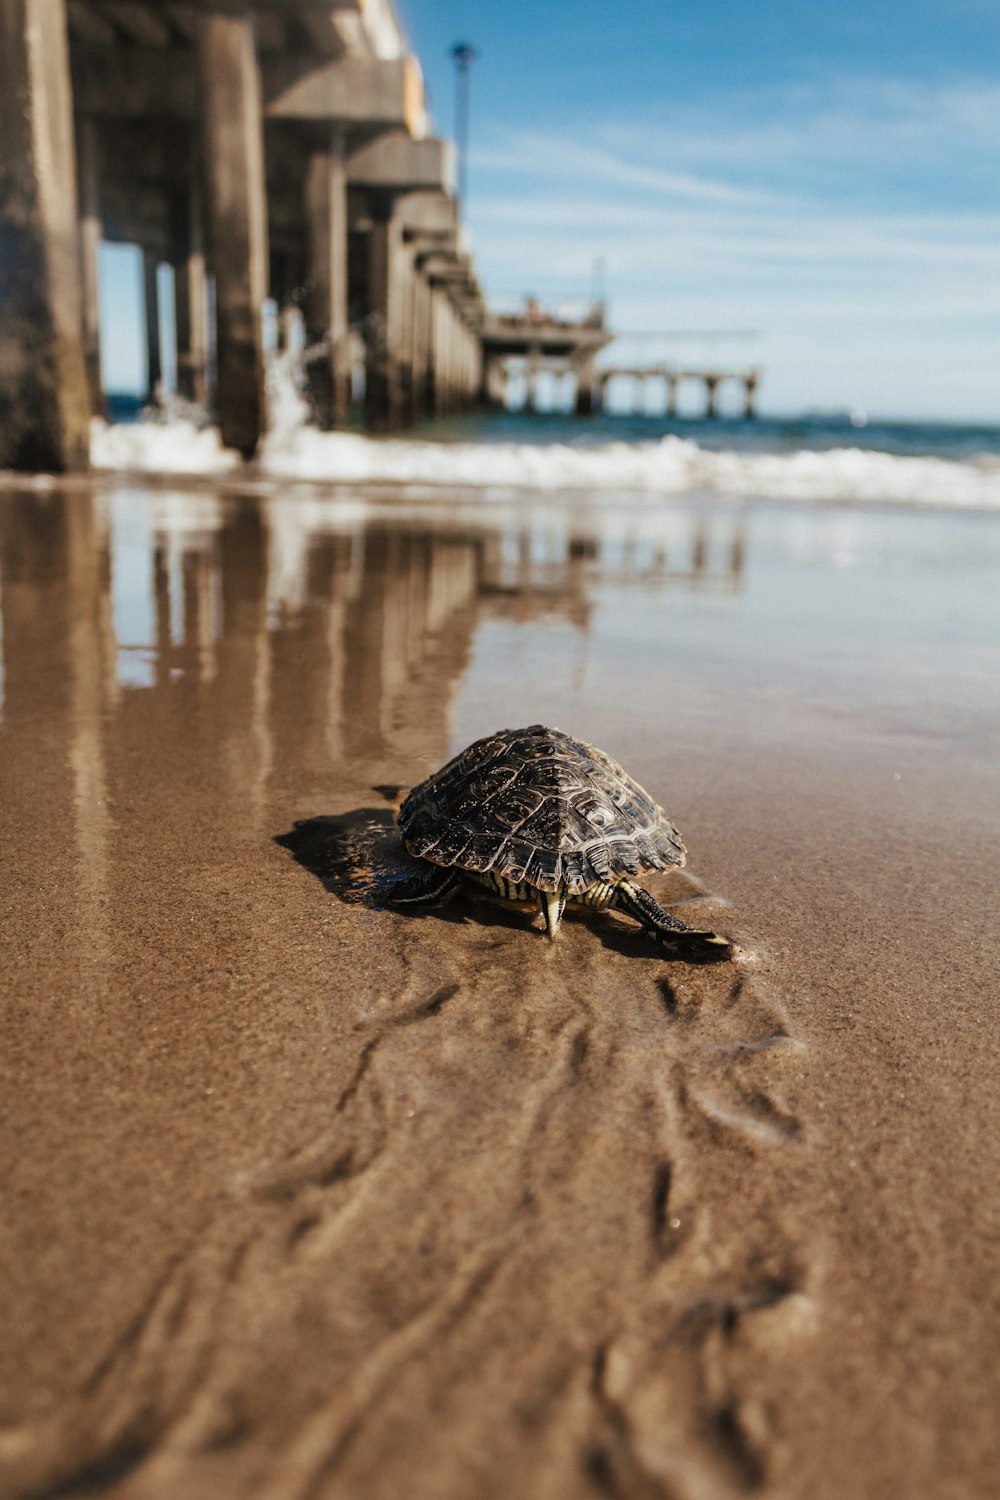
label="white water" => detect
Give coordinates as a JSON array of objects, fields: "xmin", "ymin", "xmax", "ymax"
[{"xmin": 87, "ymin": 357, "xmax": 1000, "ymax": 512}]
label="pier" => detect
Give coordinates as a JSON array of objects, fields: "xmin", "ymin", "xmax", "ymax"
[
  {"xmin": 0, "ymin": 0, "xmax": 765, "ymax": 472},
  {"xmin": 480, "ymin": 300, "xmax": 613, "ymax": 416},
  {"xmin": 0, "ymin": 0, "xmax": 489, "ymax": 469},
  {"xmin": 597, "ymin": 364, "xmax": 760, "ymax": 420}
]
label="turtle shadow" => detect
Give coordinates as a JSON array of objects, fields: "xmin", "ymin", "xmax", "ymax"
[
  {"xmin": 274, "ymin": 808, "xmax": 418, "ymax": 909},
  {"xmin": 276, "ymin": 809, "xmax": 732, "ymax": 962},
  {"xmin": 590, "ymin": 913, "xmax": 734, "ymax": 965},
  {"xmin": 274, "ymin": 808, "xmax": 504, "ymax": 926},
  {"xmin": 275, "ymin": 808, "xmax": 542, "ymax": 938}
]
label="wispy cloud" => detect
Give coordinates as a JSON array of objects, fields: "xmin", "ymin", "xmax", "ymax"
[
  {"xmin": 473, "ymin": 76, "xmax": 1000, "ymax": 210},
  {"xmin": 472, "ymin": 196, "xmax": 1000, "ymax": 281},
  {"xmin": 593, "ymin": 78, "xmax": 1000, "ymax": 184},
  {"xmin": 472, "ymin": 134, "xmax": 772, "ymax": 205}
]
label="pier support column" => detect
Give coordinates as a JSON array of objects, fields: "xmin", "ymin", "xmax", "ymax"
[
  {"xmin": 704, "ymin": 375, "xmax": 721, "ymax": 419},
  {"xmin": 198, "ymin": 9, "xmax": 268, "ymax": 457},
  {"xmin": 742, "ymin": 372, "xmax": 758, "ymax": 420},
  {"xmin": 76, "ymin": 113, "xmax": 104, "ymax": 416},
  {"xmin": 458, "ymin": 322, "xmax": 469, "ymax": 410},
  {"xmin": 411, "ymin": 269, "xmax": 431, "ymax": 421},
  {"xmin": 442, "ymin": 298, "xmax": 455, "ymax": 414},
  {"xmin": 304, "ymin": 127, "xmax": 349, "ymax": 429},
  {"xmin": 459, "ymin": 316, "xmax": 470, "ymax": 408},
  {"xmin": 427, "ymin": 289, "xmax": 442, "ymax": 415},
  {"xmin": 430, "ymin": 287, "xmax": 452, "ymax": 416},
  {"xmin": 143, "ymin": 252, "xmax": 162, "ymax": 402},
  {"xmin": 398, "ymin": 249, "xmax": 416, "ymax": 424},
  {"xmin": 666, "ymin": 375, "xmax": 678, "ymax": 419},
  {"xmin": 0, "ymin": 0, "xmax": 89, "ymax": 470},
  {"xmin": 575, "ymin": 360, "xmax": 595, "ymax": 416},
  {"xmin": 423, "ymin": 287, "xmax": 439, "ymax": 414},
  {"xmin": 175, "ymin": 180, "xmax": 209, "ymax": 407},
  {"xmin": 481, "ymin": 354, "xmax": 501, "ymax": 408},
  {"xmin": 365, "ymin": 205, "xmax": 405, "ymax": 431},
  {"xmin": 526, "ymin": 355, "xmax": 540, "ymax": 414}
]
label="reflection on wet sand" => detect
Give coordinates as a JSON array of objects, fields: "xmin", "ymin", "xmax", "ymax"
[
  {"xmin": 1, "ymin": 484, "xmax": 746, "ymax": 775},
  {"xmin": 0, "ymin": 485, "xmax": 745, "ymax": 974},
  {"xmin": 0, "ymin": 492, "xmax": 118, "ymax": 1000}
]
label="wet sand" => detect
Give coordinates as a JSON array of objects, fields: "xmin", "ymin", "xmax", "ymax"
[{"xmin": 0, "ymin": 480, "xmax": 998, "ymax": 1500}]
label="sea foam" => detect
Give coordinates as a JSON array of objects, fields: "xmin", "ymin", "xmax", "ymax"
[{"xmin": 89, "ymin": 408, "xmax": 1000, "ymax": 511}]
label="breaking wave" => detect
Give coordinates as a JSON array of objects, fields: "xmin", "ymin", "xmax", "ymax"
[
  {"xmin": 89, "ymin": 362, "xmax": 1000, "ymax": 514},
  {"xmin": 86, "ymin": 416, "xmax": 1000, "ymax": 511}
]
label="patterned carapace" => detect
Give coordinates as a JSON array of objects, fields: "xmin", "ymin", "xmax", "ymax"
[{"xmin": 398, "ymin": 725, "xmax": 686, "ymax": 896}]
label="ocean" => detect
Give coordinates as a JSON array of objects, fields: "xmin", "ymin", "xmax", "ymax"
[{"xmin": 95, "ymin": 377, "xmax": 1000, "ymax": 511}]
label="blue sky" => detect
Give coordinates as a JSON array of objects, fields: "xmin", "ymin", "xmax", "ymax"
[{"xmin": 402, "ymin": 0, "xmax": 1000, "ymax": 420}]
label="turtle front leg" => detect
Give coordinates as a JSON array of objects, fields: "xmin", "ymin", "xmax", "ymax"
[
  {"xmin": 538, "ymin": 888, "xmax": 567, "ymax": 940},
  {"xmin": 610, "ymin": 879, "xmax": 732, "ymax": 958},
  {"xmin": 386, "ymin": 865, "xmax": 463, "ymax": 910}
]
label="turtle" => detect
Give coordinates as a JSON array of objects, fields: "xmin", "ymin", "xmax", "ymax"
[{"xmin": 388, "ymin": 725, "xmax": 732, "ymax": 956}]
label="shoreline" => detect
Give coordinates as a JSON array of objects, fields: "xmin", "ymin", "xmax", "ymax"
[{"xmin": 3, "ymin": 464, "xmax": 1000, "ymax": 520}]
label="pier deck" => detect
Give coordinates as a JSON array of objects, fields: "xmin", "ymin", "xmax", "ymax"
[{"xmin": 481, "ymin": 304, "xmax": 613, "ymax": 414}]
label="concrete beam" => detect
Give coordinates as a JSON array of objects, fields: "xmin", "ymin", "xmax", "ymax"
[
  {"xmin": 66, "ymin": 0, "xmax": 118, "ymax": 46},
  {"xmin": 347, "ymin": 131, "xmax": 454, "ymax": 193},
  {"xmin": 294, "ymin": 10, "xmax": 346, "ymax": 60},
  {"xmin": 263, "ymin": 54, "xmax": 423, "ymax": 130},
  {"xmin": 396, "ymin": 190, "xmax": 458, "ymax": 238},
  {"xmin": 99, "ymin": 0, "xmax": 173, "ymax": 47},
  {"xmin": 100, "ymin": 178, "xmax": 174, "ymax": 256},
  {"xmin": 419, "ymin": 249, "xmax": 463, "ymax": 279},
  {"xmin": 97, "ymin": 1, "xmax": 371, "ymax": 15},
  {"xmin": 72, "ymin": 45, "xmax": 426, "ymax": 134},
  {"xmin": 303, "ymin": 128, "xmax": 350, "ymax": 427},
  {"xmin": 0, "ymin": 0, "xmax": 90, "ymax": 470}
]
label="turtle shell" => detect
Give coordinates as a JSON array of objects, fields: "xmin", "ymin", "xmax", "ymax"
[{"xmin": 397, "ymin": 725, "xmax": 686, "ymax": 896}]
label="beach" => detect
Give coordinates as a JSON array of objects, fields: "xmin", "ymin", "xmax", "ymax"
[{"xmin": 0, "ymin": 455, "xmax": 998, "ymax": 1499}]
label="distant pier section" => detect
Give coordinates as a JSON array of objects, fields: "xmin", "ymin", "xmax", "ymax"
[
  {"xmin": 480, "ymin": 304, "xmax": 761, "ymax": 419},
  {"xmin": 597, "ymin": 363, "xmax": 760, "ymax": 420},
  {"xmin": 481, "ymin": 300, "xmax": 613, "ymax": 416}
]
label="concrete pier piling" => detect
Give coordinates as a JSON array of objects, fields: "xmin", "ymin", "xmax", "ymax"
[
  {"xmin": 304, "ymin": 128, "xmax": 350, "ymax": 429},
  {"xmin": 0, "ymin": 0, "xmax": 90, "ymax": 471},
  {"xmin": 197, "ymin": 10, "xmax": 269, "ymax": 457},
  {"xmin": 482, "ymin": 305, "xmax": 612, "ymax": 416},
  {"xmin": 365, "ymin": 203, "xmax": 406, "ymax": 432},
  {"xmin": 143, "ymin": 251, "xmax": 162, "ymax": 400},
  {"xmin": 599, "ymin": 364, "xmax": 762, "ymax": 420},
  {"xmin": 175, "ymin": 183, "xmax": 209, "ymax": 408},
  {"xmin": 76, "ymin": 110, "xmax": 104, "ymax": 416}
]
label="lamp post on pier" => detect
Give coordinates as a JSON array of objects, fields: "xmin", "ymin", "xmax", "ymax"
[{"xmin": 449, "ymin": 41, "xmax": 478, "ymax": 213}]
